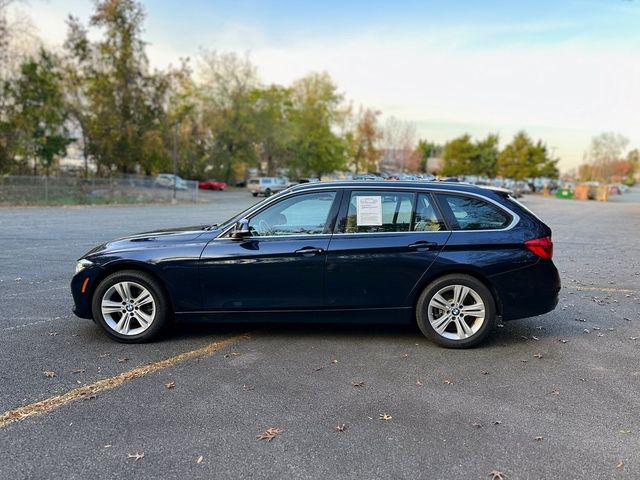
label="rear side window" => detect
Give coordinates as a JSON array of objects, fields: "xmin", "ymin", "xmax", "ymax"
[
  {"xmin": 343, "ymin": 191, "xmax": 415, "ymax": 233},
  {"xmin": 437, "ymin": 193, "xmax": 511, "ymax": 230},
  {"xmin": 414, "ymin": 194, "xmax": 446, "ymax": 231}
]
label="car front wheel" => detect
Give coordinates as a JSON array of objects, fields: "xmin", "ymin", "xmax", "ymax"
[
  {"xmin": 91, "ymin": 270, "xmax": 170, "ymax": 343},
  {"xmin": 416, "ymin": 274, "xmax": 496, "ymax": 348}
]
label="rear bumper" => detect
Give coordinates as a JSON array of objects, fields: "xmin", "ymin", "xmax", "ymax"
[{"xmin": 489, "ymin": 259, "xmax": 561, "ymax": 321}]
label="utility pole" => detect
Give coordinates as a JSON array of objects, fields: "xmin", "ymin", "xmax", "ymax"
[{"xmin": 172, "ymin": 123, "xmax": 177, "ymax": 202}]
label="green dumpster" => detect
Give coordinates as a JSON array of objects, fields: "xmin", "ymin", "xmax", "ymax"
[{"xmin": 555, "ymin": 188, "xmax": 573, "ymax": 199}]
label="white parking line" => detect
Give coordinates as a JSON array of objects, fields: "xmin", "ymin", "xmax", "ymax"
[{"xmin": 1, "ymin": 316, "xmax": 72, "ymax": 332}]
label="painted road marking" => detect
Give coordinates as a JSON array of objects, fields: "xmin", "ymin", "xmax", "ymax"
[{"xmin": 0, "ymin": 333, "xmax": 251, "ymax": 429}]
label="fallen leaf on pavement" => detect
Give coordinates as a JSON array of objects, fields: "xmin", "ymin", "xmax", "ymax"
[
  {"xmin": 335, "ymin": 424, "xmax": 346, "ymax": 432},
  {"xmin": 616, "ymin": 460, "xmax": 624, "ymax": 470},
  {"xmin": 443, "ymin": 379, "xmax": 454, "ymax": 385},
  {"xmin": 481, "ymin": 370, "xmax": 490, "ymax": 375},
  {"xmin": 48, "ymin": 332, "xmax": 59, "ymax": 337},
  {"xmin": 256, "ymin": 427, "xmax": 282, "ymax": 441},
  {"xmin": 533, "ymin": 353, "xmax": 543, "ymax": 359},
  {"xmin": 242, "ymin": 384, "xmax": 254, "ymax": 391},
  {"xmin": 550, "ymin": 390, "xmax": 560, "ymax": 395},
  {"xmin": 352, "ymin": 381, "xmax": 365, "ymax": 388},
  {"xmin": 558, "ymin": 339, "xmax": 568, "ymax": 344},
  {"xmin": 72, "ymin": 368, "xmax": 86, "ymax": 374},
  {"xmin": 619, "ymin": 429, "xmax": 631, "ymax": 434},
  {"xmin": 379, "ymin": 413, "xmax": 392, "ymax": 421},
  {"xmin": 43, "ymin": 371, "xmax": 56, "ymax": 378},
  {"xmin": 331, "ymin": 359, "xmax": 338, "ymax": 364},
  {"xmin": 415, "ymin": 380, "xmax": 423, "ymax": 386},
  {"xmin": 224, "ymin": 352, "xmax": 241, "ymax": 358},
  {"xmin": 534, "ymin": 436, "xmax": 544, "ymax": 441},
  {"xmin": 164, "ymin": 381, "xmax": 175, "ymax": 389},
  {"xmin": 127, "ymin": 452, "xmax": 144, "ymax": 461},
  {"xmin": 494, "ymin": 420, "xmax": 502, "ymax": 425},
  {"xmin": 401, "ymin": 353, "xmax": 409, "ymax": 358},
  {"xmin": 489, "ymin": 469, "xmax": 506, "ymax": 480},
  {"xmin": 472, "ymin": 422, "xmax": 482, "ymax": 428},
  {"xmin": 117, "ymin": 357, "xmax": 129, "ymax": 363},
  {"xmin": 197, "ymin": 455, "xmax": 203, "ymax": 464}
]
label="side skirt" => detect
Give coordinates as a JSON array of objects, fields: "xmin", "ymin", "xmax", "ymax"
[{"xmin": 174, "ymin": 307, "xmax": 413, "ymax": 324}]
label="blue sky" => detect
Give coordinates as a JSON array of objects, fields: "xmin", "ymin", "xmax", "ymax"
[{"xmin": 21, "ymin": 0, "xmax": 640, "ymax": 171}]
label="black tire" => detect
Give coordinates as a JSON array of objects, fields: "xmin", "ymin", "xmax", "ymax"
[
  {"xmin": 265, "ymin": 188, "xmax": 272, "ymax": 197},
  {"xmin": 415, "ymin": 274, "xmax": 496, "ymax": 348},
  {"xmin": 91, "ymin": 270, "xmax": 171, "ymax": 343},
  {"xmin": 252, "ymin": 192, "xmax": 258, "ymax": 197}
]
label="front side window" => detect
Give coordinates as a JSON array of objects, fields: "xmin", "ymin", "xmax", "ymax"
[
  {"xmin": 343, "ymin": 191, "xmax": 415, "ymax": 233},
  {"xmin": 249, "ymin": 192, "xmax": 337, "ymax": 236},
  {"xmin": 437, "ymin": 193, "xmax": 512, "ymax": 230}
]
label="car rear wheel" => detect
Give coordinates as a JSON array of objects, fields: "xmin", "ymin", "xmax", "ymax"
[
  {"xmin": 416, "ymin": 274, "xmax": 496, "ymax": 348},
  {"xmin": 252, "ymin": 192, "xmax": 258, "ymax": 197},
  {"xmin": 265, "ymin": 188, "xmax": 272, "ymax": 197},
  {"xmin": 91, "ymin": 270, "xmax": 170, "ymax": 343}
]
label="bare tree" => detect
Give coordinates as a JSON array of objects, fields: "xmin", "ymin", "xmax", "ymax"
[{"xmin": 382, "ymin": 116, "xmax": 417, "ymax": 172}]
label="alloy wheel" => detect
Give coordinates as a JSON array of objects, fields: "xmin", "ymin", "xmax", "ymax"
[
  {"xmin": 427, "ymin": 284, "xmax": 486, "ymax": 340},
  {"xmin": 101, "ymin": 281, "xmax": 156, "ymax": 336}
]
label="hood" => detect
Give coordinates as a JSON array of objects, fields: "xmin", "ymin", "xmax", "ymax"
[{"xmin": 83, "ymin": 225, "xmax": 219, "ymax": 257}]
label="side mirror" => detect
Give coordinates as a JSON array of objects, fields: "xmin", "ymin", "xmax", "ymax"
[{"xmin": 231, "ymin": 218, "xmax": 251, "ymax": 239}]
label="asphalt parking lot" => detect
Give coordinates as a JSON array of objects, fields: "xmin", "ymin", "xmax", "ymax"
[{"xmin": 1, "ymin": 189, "xmax": 639, "ymax": 480}]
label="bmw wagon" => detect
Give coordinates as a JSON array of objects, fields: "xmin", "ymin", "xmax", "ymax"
[{"xmin": 71, "ymin": 181, "xmax": 560, "ymax": 348}]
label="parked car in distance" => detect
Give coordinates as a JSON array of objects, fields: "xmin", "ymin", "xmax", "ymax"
[
  {"xmin": 71, "ymin": 181, "xmax": 560, "ymax": 348},
  {"xmin": 198, "ymin": 179, "xmax": 227, "ymax": 191},
  {"xmin": 247, "ymin": 177, "xmax": 288, "ymax": 197},
  {"xmin": 155, "ymin": 174, "xmax": 188, "ymax": 190}
]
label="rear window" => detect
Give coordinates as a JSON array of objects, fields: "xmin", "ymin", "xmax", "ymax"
[
  {"xmin": 249, "ymin": 179, "xmax": 259, "ymax": 185},
  {"xmin": 437, "ymin": 193, "xmax": 511, "ymax": 230}
]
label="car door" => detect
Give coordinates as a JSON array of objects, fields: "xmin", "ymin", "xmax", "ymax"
[
  {"xmin": 325, "ymin": 189, "xmax": 451, "ymax": 308},
  {"xmin": 199, "ymin": 190, "xmax": 341, "ymax": 310}
]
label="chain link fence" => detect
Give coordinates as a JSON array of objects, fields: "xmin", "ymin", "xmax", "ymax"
[{"xmin": 0, "ymin": 175, "xmax": 200, "ymax": 206}]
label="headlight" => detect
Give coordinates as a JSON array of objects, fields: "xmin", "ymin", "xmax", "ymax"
[{"xmin": 75, "ymin": 259, "xmax": 93, "ymax": 275}]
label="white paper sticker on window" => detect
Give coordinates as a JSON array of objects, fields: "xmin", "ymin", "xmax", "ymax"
[{"xmin": 356, "ymin": 196, "xmax": 383, "ymax": 226}]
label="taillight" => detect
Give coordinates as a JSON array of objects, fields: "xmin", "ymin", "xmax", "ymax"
[{"xmin": 524, "ymin": 236, "xmax": 553, "ymax": 259}]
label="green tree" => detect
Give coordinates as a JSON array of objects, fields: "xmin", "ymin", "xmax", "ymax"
[
  {"xmin": 441, "ymin": 134, "xmax": 498, "ymax": 177},
  {"xmin": 414, "ymin": 139, "xmax": 442, "ymax": 173},
  {"xmin": 252, "ymin": 84, "xmax": 295, "ymax": 176},
  {"xmin": 441, "ymin": 134, "xmax": 475, "ymax": 176},
  {"xmin": 199, "ymin": 50, "xmax": 259, "ymax": 183},
  {"xmin": 8, "ymin": 48, "xmax": 71, "ymax": 175},
  {"xmin": 289, "ymin": 72, "xmax": 347, "ymax": 178},
  {"xmin": 497, "ymin": 131, "xmax": 558, "ymax": 180},
  {"xmin": 64, "ymin": 0, "xmax": 170, "ymax": 175},
  {"xmin": 474, "ymin": 134, "xmax": 499, "ymax": 177}
]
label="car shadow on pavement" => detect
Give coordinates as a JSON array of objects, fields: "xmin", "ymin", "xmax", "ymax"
[{"xmin": 169, "ymin": 313, "xmax": 569, "ymax": 348}]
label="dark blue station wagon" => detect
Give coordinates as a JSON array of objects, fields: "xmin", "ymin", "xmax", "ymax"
[{"xmin": 71, "ymin": 181, "xmax": 560, "ymax": 348}]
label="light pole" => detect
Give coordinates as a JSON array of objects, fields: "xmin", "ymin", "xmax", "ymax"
[{"xmin": 172, "ymin": 122, "xmax": 177, "ymax": 202}]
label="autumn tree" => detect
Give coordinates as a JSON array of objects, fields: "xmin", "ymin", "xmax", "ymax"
[{"xmin": 346, "ymin": 106, "xmax": 382, "ymax": 174}]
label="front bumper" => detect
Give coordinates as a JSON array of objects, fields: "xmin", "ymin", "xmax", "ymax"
[{"xmin": 70, "ymin": 264, "xmax": 104, "ymax": 319}]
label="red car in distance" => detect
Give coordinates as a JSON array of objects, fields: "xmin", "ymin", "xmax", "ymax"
[{"xmin": 198, "ymin": 179, "xmax": 227, "ymax": 191}]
